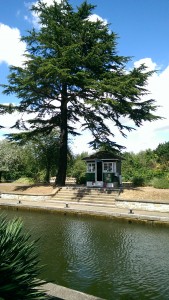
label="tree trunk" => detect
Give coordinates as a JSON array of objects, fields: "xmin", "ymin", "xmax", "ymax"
[
  {"xmin": 55, "ymin": 84, "xmax": 68, "ymax": 186},
  {"xmin": 44, "ymin": 166, "xmax": 50, "ymax": 183}
]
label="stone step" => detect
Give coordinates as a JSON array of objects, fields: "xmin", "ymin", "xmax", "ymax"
[
  {"xmin": 52, "ymin": 192, "xmax": 117, "ymax": 198},
  {"xmin": 48, "ymin": 199, "xmax": 116, "ymax": 207},
  {"xmin": 52, "ymin": 196, "xmax": 116, "ymax": 202},
  {"xmin": 54, "ymin": 188, "xmax": 120, "ymax": 196},
  {"xmin": 59, "ymin": 187, "xmax": 120, "ymax": 193},
  {"xmin": 53, "ymin": 193, "xmax": 117, "ymax": 198},
  {"xmin": 51, "ymin": 187, "xmax": 120, "ymax": 206},
  {"xmin": 51, "ymin": 197, "xmax": 116, "ymax": 203},
  {"xmin": 55, "ymin": 191, "xmax": 118, "ymax": 197}
]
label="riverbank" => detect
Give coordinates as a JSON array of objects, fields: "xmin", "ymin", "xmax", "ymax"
[
  {"xmin": 1, "ymin": 195, "xmax": 169, "ymax": 226},
  {"xmin": 0, "ymin": 183, "xmax": 169, "ymax": 225}
]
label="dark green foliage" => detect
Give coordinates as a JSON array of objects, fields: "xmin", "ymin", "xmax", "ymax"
[
  {"xmin": 155, "ymin": 142, "xmax": 169, "ymax": 172},
  {"xmin": 155, "ymin": 142, "xmax": 169, "ymax": 161},
  {"xmin": 20, "ymin": 130, "xmax": 60, "ymax": 183},
  {"xmin": 11, "ymin": 130, "xmax": 73, "ymax": 183},
  {"xmin": 122, "ymin": 149, "xmax": 158, "ymax": 183},
  {"xmin": 71, "ymin": 152, "xmax": 87, "ymax": 184},
  {"xmin": 132, "ymin": 176, "xmax": 145, "ymax": 187},
  {"xmin": 76, "ymin": 173, "xmax": 86, "ymax": 185},
  {"xmin": 151, "ymin": 178, "xmax": 169, "ymax": 189},
  {"xmin": 0, "ymin": 0, "xmax": 160, "ymax": 186},
  {"xmin": 0, "ymin": 140, "xmax": 25, "ymax": 182},
  {"xmin": 0, "ymin": 215, "xmax": 46, "ymax": 299},
  {"xmin": 122, "ymin": 143, "xmax": 169, "ymax": 187}
]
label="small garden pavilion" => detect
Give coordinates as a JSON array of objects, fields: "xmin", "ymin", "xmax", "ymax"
[{"xmin": 83, "ymin": 151, "xmax": 122, "ymax": 188}]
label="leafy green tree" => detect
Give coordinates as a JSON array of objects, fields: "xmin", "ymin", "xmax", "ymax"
[
  {"xmin": 121, "ymin": 152, "xmax": 135, "ymax": 182},
  {"xmin": 122, "ymin": 143, "xmax": 169, "ymax": 187},
  {"xmin": 135, "ymin": 149, "xmax": 158, "ymax": 181},
  {"xmin": 20, "ymin": 143, "xmax": 40, "ymax": 181},
  {"xmin": 9, "ymin": 130, "xmax": 73, "ymax": 183},
  {"xmin": 153, "ymin": 141, "xmax": 169, "ymax": 182},
  {"xmin": 155, "ymin": 142, "xmax": 169, "ymax": 166},
  {"xmin": 13, "ymin": 130, "xmax": 60, "ymax": 183},
  {"xmin": 0, "ymin": 0, "xmax": 160, "ymax": 186},
  {"xmin": 32, "ymin": 133, "xmax": 59, "ymax": 183},
  {"xmin": 122, "ymin": 149, "xmax": 158, "ymax": 184},
  {"xmin": 71, "ymin": 152, "xmax": 88, "ymax": 184},
  {"xmin": 0, "ymin": 140, "xmax": 24, "ymax": 181},
  {"xmin": 0, "ymin": 215, "xmax": 46, "ymax": 299}
]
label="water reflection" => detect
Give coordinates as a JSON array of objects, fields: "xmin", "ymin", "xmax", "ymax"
[{"xmin": 2, "ymin": 209, "xmax": 169, "ymax": 300}]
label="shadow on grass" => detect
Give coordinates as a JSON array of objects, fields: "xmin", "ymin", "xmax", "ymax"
[{"xmin": 13, "ymin": 183, "xmax": 55, "ymax": 192}]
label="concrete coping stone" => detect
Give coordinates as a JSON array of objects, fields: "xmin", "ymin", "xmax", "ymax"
[
  {"xmin": 1, "ymin": 193, "xmax": 51, "ymax": 200},
  {"xmin": 116, "ymin": 198, "xmax": 169, "ymax": 205},
  {"xmin": 0, "ymin": 191, "xmax": 56, "ymax": 196},
  {"xmin": 43, "ymin": 282, "xmax": 104, "ymax": 300}
]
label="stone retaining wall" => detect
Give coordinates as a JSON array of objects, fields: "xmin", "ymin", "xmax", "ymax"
[
  {"xmin": 116, "ymin": 199, "xmax": 169, "ymax": 212},
  {"xmin": 0, "ymin": 193, "xmax": 51, "ymax": 201}
]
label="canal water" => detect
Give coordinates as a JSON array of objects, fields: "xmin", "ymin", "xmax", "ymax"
[{"xmin": 1, "ymin": 208, "xmax": 169, "ymax": 300}]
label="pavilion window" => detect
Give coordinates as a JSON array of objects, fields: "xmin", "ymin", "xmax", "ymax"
[
  {"xmin": 87, "ymin": 163, "xmax": 95, "ymax": 173},
  {"xmin": 103, "ymin": 162, "xmax": 116, "ymax": 173}
]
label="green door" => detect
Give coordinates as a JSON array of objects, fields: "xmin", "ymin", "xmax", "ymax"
[{"xmin": 97, "ymin": 161, "xmax": 102, "ymax": 181}]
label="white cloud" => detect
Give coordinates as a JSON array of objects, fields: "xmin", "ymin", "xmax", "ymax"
[
  {"xmin": 43, "ymin": 0, "xmax": 61, "ymax": 5},
  {"xmin": 134, "ymin": 57, "xmax": 157, "ymax": 71},
  {"xmin": 0, "ymin": 23, "xmax": 26, "ymax": 67},
  {"xmin": 88, "ymin": 14, "xmax": 107, "ymax": 25}
]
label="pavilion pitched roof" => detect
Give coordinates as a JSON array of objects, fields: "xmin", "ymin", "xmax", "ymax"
[{"xmin": 83, "ymin": 150, "xmax": 122, "ymax": 161}]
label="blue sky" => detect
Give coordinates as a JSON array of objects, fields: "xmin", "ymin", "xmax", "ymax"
[{"xmin": 0, "ymin": 0, "xmax": 169, "ymax": 153}]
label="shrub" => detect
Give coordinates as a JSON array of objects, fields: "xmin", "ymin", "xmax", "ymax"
[
  {"xmin": 0, "ymin": 215, "xmax": 46, "ymax": 299},
  {"xmin": 14, "ymin": 177, "xmax": 35, "ymax": 184},
  {"xmin": 71, "ymin": 160, "xmax": 86, "ymax": 185},
  {"xmin": 76, "ymin": 174, "xmax": 86, "ymax": 185},
  {"xmin": 132, "ymin": 176, "xmax": 145, "ymax": 187},
  {"xmin": 152, "ymin": 177, "xmax": 169, "ymax": 189}
]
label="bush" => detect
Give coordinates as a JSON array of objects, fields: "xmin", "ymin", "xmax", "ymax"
[
  {"xmin": 14, "ymin": 177, "xmax": 35, "ymax": 184},
  {"xmin": 71, "ymin": 159, "xmax": 86, "ymax": 185},
  {"xmin": 152, "ymin": 177, "xmax": 169, "ymax": 189},
  {"xmin": 76, "ymin": 174, "xmax": 86, "ymax": 185},
  {"xmin": 132, "ymin": 176, "xmax": 145, "ymax": 187},
  {"xmin": 0, "ymin": 215, "xmax": 46, "ymax": 299}
]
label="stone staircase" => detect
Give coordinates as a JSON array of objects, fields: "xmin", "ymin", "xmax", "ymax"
[{"xmin": 51, "ymin": 187, "xmax": 121, "ymax": 207}]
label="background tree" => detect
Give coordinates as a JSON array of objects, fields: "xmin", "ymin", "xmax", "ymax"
[
  {"xmin": 6, "ymin": 129, "xmax": 73, "ymax": 183},
  {"xmin": 13, "ymin": 130, "xmax": 60, "ymax": 183},
  {"xmin": 71, "ymin": 152, "xmax": 88, "ymax": 184},
  {"xmin": 0, "ymin": 140, "xmax": 24, "ymax": 182},
  {"xmin": 0, "ymin": 0, "xmax": 160, "ymax": 186},
  {"xmin": 155, "ymin": 141, "xmax": 169, "ymax": 167},
  {"xmin": 121, "ymin": 142, "xmax": 169, "ymax": 188}
]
